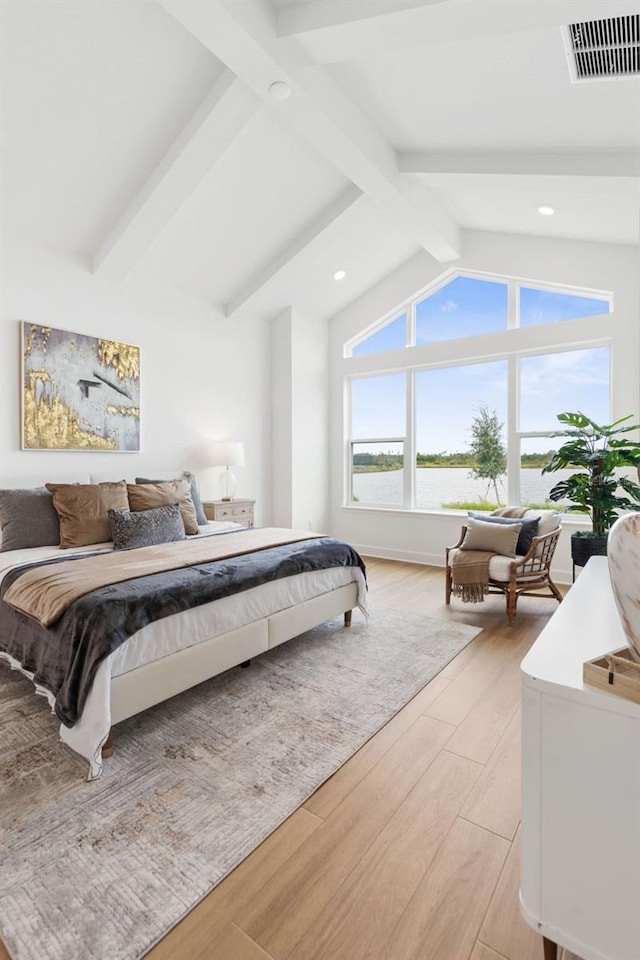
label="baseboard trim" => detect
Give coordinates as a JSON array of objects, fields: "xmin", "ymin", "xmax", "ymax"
[
  {"xmin": 351, "ymin": 543, "xmax": 443, "ymax": 567},
  {"xmin": 352, "ymin": 543, "xmax": 573, "ymax": 585}
]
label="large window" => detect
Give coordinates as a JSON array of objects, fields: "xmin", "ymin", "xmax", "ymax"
[
  {"xmin": 415, "ymin": 362, "xmax": 507, "ymax": 509},
  {"xmin": 518, "ymin": 347, "xmax": 610, "ymax": 508},
  {"xmin": 350, "ymin": 374, "xmax": 406, "ymax": 506},
  {"xmin": 345, "ymin": 272, "xmax": 613, "ymax": 510}
]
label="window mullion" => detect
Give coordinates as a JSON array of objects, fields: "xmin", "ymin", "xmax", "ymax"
[
  {"xmin": 507, "ymin": 355, "xmax": 519, "ymax": 505},
  {"xmin": 345, "ymin": 378, "xmax": 353, "ymax": 506},
  {"xmin": 407, "ymin": 299, "xmax": 416, "ymax": 347},
  {"xmin": 406, "ymin": 371, "xmax": 415, "ymax": 508},
  {"xmin": 508, "ymin": 281, "xmax": 518, "ymax": 330}
]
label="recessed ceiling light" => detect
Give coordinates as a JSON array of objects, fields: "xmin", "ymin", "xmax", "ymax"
[
  {"xmin": 333, "ymin": 269, "xmax": 346, "ymax": 281},
  {"xmin": 538, "ymin": 205, "xmax": 556, "ymax": 216},
  {"xmin": 269, "ymin": 80, "xmax": 291, "ymax": 101}
]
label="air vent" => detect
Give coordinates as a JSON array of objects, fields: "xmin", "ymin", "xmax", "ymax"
[{"xmin": 562, "ymin": 15, "xmax": 639, "ymax": 82}]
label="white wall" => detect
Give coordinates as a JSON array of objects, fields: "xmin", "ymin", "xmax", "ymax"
[
  {"xmin": 291, "ymin": 307, "xmax": 329, "ymax": 533},
  {"xmin": 271, "ymin": 308, "xmax": 294, "ymax": 527},
  {"xmin": 270, "ymin": 306, "xmax": 329, "ymax": 532},
  {"xmin": 0, "ymin": 239, "xmax": 271, "ymax": 521},
  {"xmin": 329, "ymin": 229, "xmax": 640, "ymax": 583}
]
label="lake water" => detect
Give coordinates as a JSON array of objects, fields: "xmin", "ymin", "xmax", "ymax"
[{"xmin": 352, "ymin": 467, "xmax": 575, "ymax": 509}]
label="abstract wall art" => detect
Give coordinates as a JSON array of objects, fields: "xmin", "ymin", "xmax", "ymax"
[{"xmin": 21, "ymin": 322, "xmax": 140, "ymax": 451}]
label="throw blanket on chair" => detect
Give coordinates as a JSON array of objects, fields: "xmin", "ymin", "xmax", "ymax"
[{"xmin": 451, "ymin": 549, "xmax": 496, "ymax": 603}]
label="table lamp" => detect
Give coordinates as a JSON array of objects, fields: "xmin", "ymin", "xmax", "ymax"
[{"xmin": 210, "ymin": 441, "xmax": 245, "ymax": 501}]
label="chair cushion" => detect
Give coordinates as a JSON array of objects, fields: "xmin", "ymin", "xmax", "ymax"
[
  {"xmin": 460, "ymin": 516, "xmax": 522, "ymax": 557},
  {"xmin": 448, "ymin": 548, "xmax": 543, "ymax": 582}
]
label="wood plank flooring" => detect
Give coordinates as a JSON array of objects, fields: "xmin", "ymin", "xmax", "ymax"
[{"xmin": 1, "ymin": 558, "xmax": 578, "ymax": 960}]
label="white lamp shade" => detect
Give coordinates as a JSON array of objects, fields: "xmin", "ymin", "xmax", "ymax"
[{"xmin": 209, "ymin": 441, "xmax": 245, "ymax": 467}]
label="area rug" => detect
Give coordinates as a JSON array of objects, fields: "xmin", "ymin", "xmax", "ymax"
[{"xmin": 0, "ymin": 607, "xmax": 480, "ymax": 960}]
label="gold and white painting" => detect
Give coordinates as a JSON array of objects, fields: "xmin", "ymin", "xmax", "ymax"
[{"xmin": 22, "ymin": 322, "xmax": 140, "ymax": 451}]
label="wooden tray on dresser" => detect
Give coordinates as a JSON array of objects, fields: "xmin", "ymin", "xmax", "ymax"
[{"xmin": 583, "ymin": 646, "xmax": 640, "ymax": 705}]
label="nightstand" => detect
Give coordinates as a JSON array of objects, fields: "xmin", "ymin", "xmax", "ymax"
[{"xmin": 203, "ymin": 498, "xmax": 255, "ymax": 528}]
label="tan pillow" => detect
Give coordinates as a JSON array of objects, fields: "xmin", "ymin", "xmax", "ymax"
[
  {"xmin": 46, "ymin": 481, "xmax": 129, "ymax": 548},
  {"xmin": 126, "ymin": 479, "xmax": 199, "ymax": 536},
  {"xmin": 461, "ymin": 515, "xmax": 523, "ymax": 557}
]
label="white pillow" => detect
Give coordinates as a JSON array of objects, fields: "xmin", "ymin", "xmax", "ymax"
[
  {"xmin": 524, "ymin": 508, "xmax": 561, "ymax": 537},
  {"xmin": 461, "ymin": 516, "xmax": 523, "ymax": 557}
]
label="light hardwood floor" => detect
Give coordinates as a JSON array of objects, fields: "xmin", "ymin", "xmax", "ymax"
[{"xmin": 2, "ymin": 559, "xmax": 579, "ymax": 960}]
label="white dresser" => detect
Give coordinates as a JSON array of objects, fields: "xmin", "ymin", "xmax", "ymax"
[
  {"xmin": 202, "ymin": 498, "xmax": 255, "ymax": 528},
  {"xmin": 520, "ymin": 556, "xmax": 640, "ymax": 960}
]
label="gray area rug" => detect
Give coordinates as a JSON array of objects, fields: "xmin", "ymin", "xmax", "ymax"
[{"xmin": 0, "ymin": 607, "xmax": 480, "ymax": 960}]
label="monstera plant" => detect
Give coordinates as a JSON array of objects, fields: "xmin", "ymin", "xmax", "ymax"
[{"xmin": 542, "ymin": 411, "xmax": 640, "ymax": 567}]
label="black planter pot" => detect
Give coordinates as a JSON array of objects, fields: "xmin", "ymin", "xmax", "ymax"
[{"xmin": 571, "ymin": 533, "xmax": 608, "ymax": 572}]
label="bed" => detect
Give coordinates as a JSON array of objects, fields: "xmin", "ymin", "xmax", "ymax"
[{"xmin": 0, "ymin": 473, "xmax": 367, "ymax": 779}]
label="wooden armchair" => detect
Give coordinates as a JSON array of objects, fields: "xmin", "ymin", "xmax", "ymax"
[{"xmin": 446, "ymin": 525, "xmax": 563, "ymax": 624}]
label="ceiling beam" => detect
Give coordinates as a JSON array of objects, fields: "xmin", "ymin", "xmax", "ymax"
[
  {"xmin": 399, "ymin": 151, "xmax": 640, "ymax": 179},
  {"xmin": 158, "ymin": 0, "xmax": 461, "ymax": 263},
  {"xmin": 278, "ymin": 0, "xmax": 640, "ymax": 64},
  {"xmin": 93, "ymin": 70, "xmax": 259, "ymax": 280},
  {"xmin": 225, "ymin": 185, "xmax": 363, "ymax": 320}
]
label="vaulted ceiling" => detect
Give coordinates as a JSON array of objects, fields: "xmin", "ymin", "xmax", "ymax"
[{"xmin": 2, "ymin": 0, "xmax": 639, "ymax": 321}]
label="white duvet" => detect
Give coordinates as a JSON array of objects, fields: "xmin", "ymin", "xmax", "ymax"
[{"xmin": 0, "ymin": 523, "xmax": 367, "ymax": 780}]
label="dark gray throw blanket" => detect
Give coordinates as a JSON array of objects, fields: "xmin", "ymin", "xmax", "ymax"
[{"xmin": 0, "ymin": 536, "xmax": 366, "ymax": 728}]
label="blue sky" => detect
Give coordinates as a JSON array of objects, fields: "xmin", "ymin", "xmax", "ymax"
[
  {"xmin": 350, "ymin": 277, "xmax": 610, "ymax": 453},
  {"xmin": 415, "ymin": 276, "xmax": 507, "ymax": 343}
]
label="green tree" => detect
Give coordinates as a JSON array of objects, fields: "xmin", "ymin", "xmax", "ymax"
[{"xmin": 468, "ymin": 405, "xmax": 507, "ymax": 504}]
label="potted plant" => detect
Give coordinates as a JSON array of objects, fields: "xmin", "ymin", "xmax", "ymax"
[{"xmin": 542, "ymin": 411, "xmax": 640, "ymax": 568}]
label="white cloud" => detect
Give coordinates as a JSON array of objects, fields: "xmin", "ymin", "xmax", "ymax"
[{"xmin": 440, "ymin": 299, "xmax": 458, "ymax": 313}]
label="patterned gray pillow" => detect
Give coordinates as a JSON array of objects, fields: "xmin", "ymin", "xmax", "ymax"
[
  {"xmin": 135, "ymin": 472, "xmax": 207, "ymax": 526},
  {"xmin": 108, "ymin": 504, "xmax": 186, "ymax": 551},
  {"xmin": 0, "ymin": 487, "xmax": 61, "ymax": 552}
]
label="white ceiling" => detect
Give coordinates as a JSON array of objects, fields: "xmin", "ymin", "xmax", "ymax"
[
  {"xmin": 330, "ymin": 26, "xmax": 640, "ymax": 153},
  {"xmin": 423, "ymin": 175, "xmax": 639, "ymax": 246},
  {"xmin": 2, "ymin": 0, "xmax": 639, "ymax": 321},
  {"xmin": 135, "ymin": 109, "xmax": 350, "ymax": 306},
  {"xmin": 0, "ymin": 0, "xmax": 223, "ymax": 254}
]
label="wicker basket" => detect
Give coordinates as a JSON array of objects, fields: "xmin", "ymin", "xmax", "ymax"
[{"xmin": 571, "ymin": 534, "xmax": 608, "ymax": 568}]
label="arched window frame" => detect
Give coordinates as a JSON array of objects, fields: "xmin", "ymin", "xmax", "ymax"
[{"xmin": 344, "ymin": 270, "xmax": 613, "ymax": 511}]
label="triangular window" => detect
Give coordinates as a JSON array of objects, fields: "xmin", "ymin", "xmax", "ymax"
[
  {"xmin": 349, "ymin": 313, "xmax": 406, "ymax": 357},
  {"xmin": 416, "ymin": 276, "xmax": 508, "ymax": 344},
  {"xmin": 519, "ymin": 287, "xmax": 610, "ymax": 327}
]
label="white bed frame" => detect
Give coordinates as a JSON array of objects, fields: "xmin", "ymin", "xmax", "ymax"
[
  {"xmin": 1, "ymin": 472, "xmax": 360, "ymax": 760},
  {"xmin": 111, "ymin": 582, "xmax": 357, "ymax": 726}
]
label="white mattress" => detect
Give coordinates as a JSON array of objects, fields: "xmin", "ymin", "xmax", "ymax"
[{"xmin": 111, "ymin": 566, "xmax": 361, "ymax": 675}]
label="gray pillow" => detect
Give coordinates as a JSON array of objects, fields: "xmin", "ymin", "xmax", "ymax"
[
  {"xmin": 135, "ymin": 472, "xmax": 207, "ymax": 526},
  {"xmin": 108, "ymin": 504, "xmax": 186, "ymax": 551},
  {"xmin": 468, "ymin": 512, "xmax": 541, "ymax": 555},
  {"xmin": 0, "ymin": 487, "xmax": 60, "ymax": 552}
]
